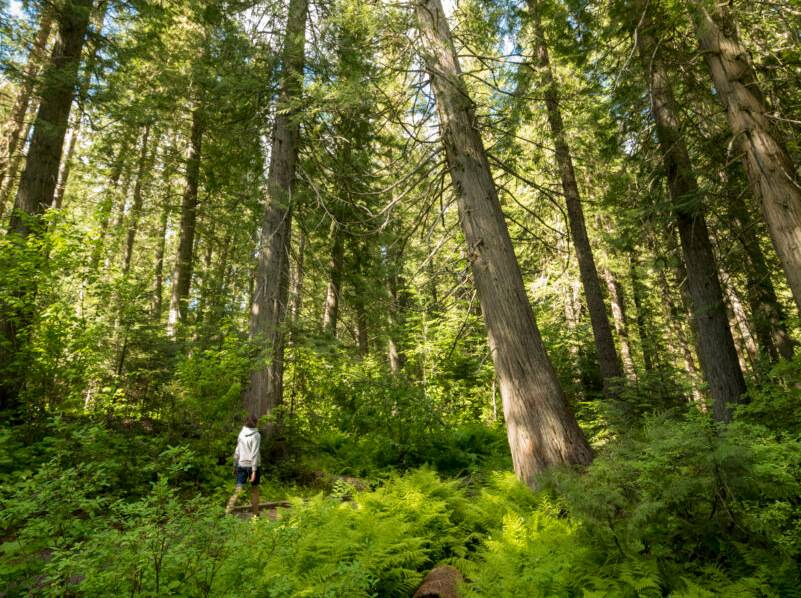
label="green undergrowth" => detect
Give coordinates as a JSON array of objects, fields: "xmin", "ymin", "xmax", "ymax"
[{"xmin": 2, "ymin": 381, "xmax": 801, "ymax": 596}]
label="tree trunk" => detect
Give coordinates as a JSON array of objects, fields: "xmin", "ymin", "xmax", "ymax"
[
  {"xmin": 633, "ymin": 0, "xmax": 746, "ymax": 422},
  {"xmin": 121, "ymin": 124, "xmax": 151, "ymax": 276},
  {"xmin": 416, "ymin": 0, "xmax": 592, "ymax": 485},
  {"xmin": 527, "ymin": 0, "xmax": 623, "ymax": 393},
  {"xmin": 167, "ymin": 105, "xmax": 204, "ymax": 335},
  {"xmin": 603, "ymin": 267, "xmax": 637, "ymax": 381},
  {"xmin": 386, "ymin": 262, "xmax": 405, "ymax": 375},
  {"xmin": 657, "ymin": 268, "xmax": 704, "ymax": 404},
  {"xmin": 244, "ymin": 0, "xmax": 307, "ymax": 418},
  {"xmin": 290, "ymin": 228, "xmax": 305, "ymax": 326},
  {"xmin": 0, "ymin": 0, "xmax": 94, "ymax": 410},
  {"xmin": 321, "ymin": 220, "xmax": 344, "ymax": 335},
  {"xmin": 51, "ymin": 2, "xmax": 109, "ymax": 210},
  {"xmin": 152, "ymin": 195, "xmax": 170, "ymax": 320},
  {"xmin": 727, "ymin": 191, "xmax": 794, "ymax": 361},
  {"xmin": 0, "ymin": 9, "xmax": 54, "ymax": 218},
  {"xmin": 628, "ymin": 254, "xmax": 656, "ymax": 372},
  {"xmin": 691, "ymin": 1, "xmax": 801, "ymax": 316},
  {"xmin": 352, "ymin": 239, "xmax": 369, "ymax": 357},
  {"xmin": 721, "ymin": 271, "xmax": 757, "ymax": 371}
]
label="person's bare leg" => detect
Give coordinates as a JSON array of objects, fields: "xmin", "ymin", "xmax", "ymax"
[
  {"xmin": 226, "ymin": 486, "xmax": 243, "ymax": 514},
  {"xmin": 251, "ymin": 486, "xmax": 260, "ymax": 516}
]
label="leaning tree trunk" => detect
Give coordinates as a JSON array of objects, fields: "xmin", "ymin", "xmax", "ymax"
[
  {"xmin": 416, "ymin": 0, "xmax": 592, "ymax": 485},
  {"xmin": 691, "ymin": 1, "xmax": 801, "ymax": 316},
  {"xmin": 244, "ymin": 0, "xmax": 308, "ymax": 418},
  {"xmin": 0, "ymin": 9, "xmax": 54, "ymax": 218},
  {"xmin": 633, "ymin": 0, "xmax": 746, "ymax": 422},
  {"xmin": 0, "ymin": 0, "xmax": 94, "ymax": 410},
  {"xmin": 527, "ymin": 0, "xmax": 623, "ymax": 393},
  {"xmin": 167, "ymin": 105, "xmax": 204, "ymax": 335}
]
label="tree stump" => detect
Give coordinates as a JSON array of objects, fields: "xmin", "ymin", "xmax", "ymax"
[{"xmin": 413, "ymin": 565, "xmax": 463, "ymax": 598}]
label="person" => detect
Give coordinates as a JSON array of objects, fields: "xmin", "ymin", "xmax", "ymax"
[{"xmin": 225, "ymin": 414, "xmax": 261, "ymax": 516}]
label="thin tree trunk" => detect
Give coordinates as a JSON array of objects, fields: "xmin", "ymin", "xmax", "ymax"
[
  {"xmin": 290, "ymin": 228, "xmax": 305, "ymax": 325},
  {"xmin": 603, "ymin": 267, "xmax": 637, "ymax": 381},
  {"xmin": 152, "ymin": 195, "xmax": 170, "ymax": 320},
  {"xmin": 121, "ymin": 124, "xmax": 151, "ymax": 276},
  {"xmin": 628, "ymin": 254, "xmax": 656, "ymax": 372},
  {"xmin": 386, "ymin": 261, "xmax": 405, "ymax": 375},
  {"xmin": 691, "ymin": 1, "xmax": 801, "ymax": 315},
  {"xmin": 722, "ymin": 272, "xmax": 758, "ymax": 371},
  {"xmin": 727, "ymin": 191, "xmax": 794, "ymax": 361},
  {"xmin": 167, "ymin": 105, "xmax": 204, "ymax": 335},
  {"xmin": 352, "ymin": 239, "xmax": 368, "ymax": 357},
  {"xmin": 527, "ymin": 0, "xmax": 623, "ymax": 393},
  {"xmin": 634, "ymin": 0, "xmax": 746, "ymax": 422},
  {"xmin": 321, "ymin": 220, "xmax": 344, "ymax": 335},
  {"xmin": 244, "ymin": 0, "xmax": 307, "ymax": 418},
  {"xmin": 0, "ymin": 0, "xmax": 94, "ymax": 410},
  {"xmin": 0, "ymin": 9, "xmax": 54, "ymax": 218},
  {"xmin": 657, "ymin": 268, "xmax": 704, "ymax": 404},
  {"xmin": 416, "ymin": 0, "xmax": 592, "ymax": 485}
]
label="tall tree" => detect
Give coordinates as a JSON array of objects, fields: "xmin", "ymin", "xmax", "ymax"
[
  {"xmin": 631, "ymin": 0, "xmax": 746, "ymax": 422},
  {"xmin": 0, "ymin": 0, "xmax": 95, "ymax": 409},
  {"xmin": 167, "ymin": 104, "xmax": 204, "ymax": 334},
  {"xmin": 690, "ymin": 1, "xmax": 801, "ymax": 316},
  {"xmin": 244, "ymin": 0, "xmax": 308, "ymax": 417},
  {"xmin": 415, "ymin": 0, "xmax": 592, "ymax": 486},
  {"xmin": 525, "ymin": 0, "xmax": 623, "ymax": 393},
  {"xmin": 0, "ymin": 8, "xmax": 54, "ymax": 217}
]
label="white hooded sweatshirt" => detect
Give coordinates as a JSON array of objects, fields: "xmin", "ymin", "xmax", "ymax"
[{"xmin": 233, "ymin": 426, "xmax": 261, "ymax": 471}]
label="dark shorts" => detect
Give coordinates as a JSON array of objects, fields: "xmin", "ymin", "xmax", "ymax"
[{"xmin": 236, "ymin": 466, "xmax": 260, "ymax": 487}]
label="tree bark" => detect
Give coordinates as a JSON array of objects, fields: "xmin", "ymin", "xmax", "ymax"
[
  {"xmin": 167, "ymin": 105, "xmax": 204, "ymax": 335},
  {"xmin": 290, "ymin": 227, "xmax": 305, "ymax": 325},
  {"xmin": 321, "ymin": 219, "xmax": 344, "ymax": 335},
  {"xmin": 0, "ymin": 0, "xmax": 94, "ymax": 410},
  {"xmin": 727, "ymin": 190, "xmax": 794, "ymax": 361},
  {"xmin": 244, "ymin": 0, "xmax": 307, "ymax": 418},
  {"xmin": 416, "ymin": 0, "xmax": 592, "ymax": 485},
  {"xmin": 352, "ymin": 239, "xmax": 369, "ymax": 357},
  {"xmin": 51, "ymin": 2, "xmax": 109, "ymax": 210},
  {"xmin": 603, "ymin": 267, "xmax": 637, "ymax": 381},
  {"xmin": 152, "ymin": 194, "xmax": 170, "ymax": 320},
  {"xmin": 0, "ymin": 9, "xmax": 54, "ymax": 218},
  {"xmin": 527, "ymin": 0, "xmax": 623, "ymax": 393},
  {"xmin": 633, "ymin": 0, "xmax": 746, "ymax": 422},
  {"xmin": 657, "ymin": 268, "xmax": 704, "ymax": 404},
  {"xmin": 691, "ymin": 1, "xmax": 801, "ymax": 316},
  {"xmin": 628, "ymin": 254, "xmax": 656, "ymax": 373},
  {"xmin": 121, "ymin": 124, "xmax": 151, "ymax": 275}
]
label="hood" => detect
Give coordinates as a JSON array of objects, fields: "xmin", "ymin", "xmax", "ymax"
[{"xmin": 239, "ymin": 426, "xmax": 258, "ymax": 438}]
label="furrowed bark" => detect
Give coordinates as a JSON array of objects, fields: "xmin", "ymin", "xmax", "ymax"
[
  {"xmin": 691, "ymin": 1, "xmax": 801, "ymax": 316},
  {"xmin": 416, "ymin": 0, "xmax": 592, "ymax": 486},
  {"xmin": 244, "ymin": 0, "xmax": 308, "ymax": 418}
]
